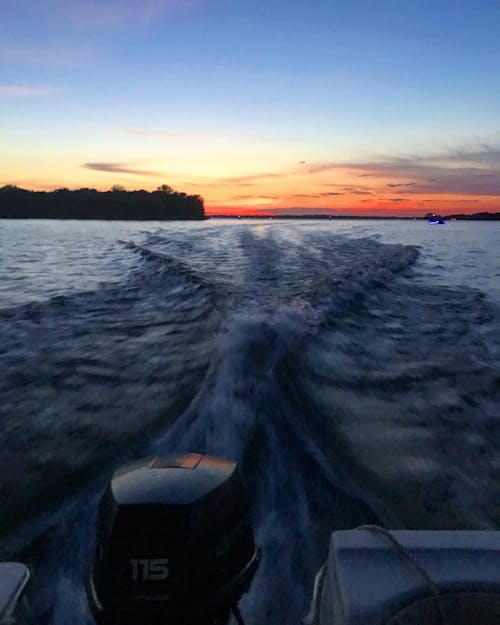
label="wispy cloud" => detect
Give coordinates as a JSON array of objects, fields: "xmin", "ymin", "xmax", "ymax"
[
  {"xmin": 0, "ymin": 42, "xmax": 97, "ymax": 67},
  {"xmin": 83, "ymin": 162, "xmax": 160, "ymax": 176},
  {"xmin": 446, "ymin": 146, "xmax": 500, "ymax": 165},
  {"xmin": 0, "ymin": 84, "xmax": 57, "ymax": 97},
  {"xmin": 218, "ymin": 172, "xmax": 286, "ymax": 185},
  {"xmin": 233, "ymin": 195, "xmax": 279, "ymax": 200},
  {"xmin": 344, "ymin": 187, "xmax": 373, "ymax": 195},
  {"xmin": 285, "ymin": 191, "xmax": 344, "ymax": 199},
  {"xmin": 124, "ymin": 128, "xmax": 208, "ymax": 139},
  {"xmin": 185, "ymin": 171, "xmax": 285, "ymax": 188},
  {"xmin": 287, "ymin": 190, "xmax": 359, "ymax": 199},
  {"xmin": 67, "ymin": 0, "xmax": 200, "ymax": 29},
  {"xmin": 322, "ymin": 183, "xmax": 374, "ymax": 195},
  {"xmin": 306, "ymin": 144, "xmax": 500, "ymax": 196},
  {"xmin": 426, "ymin": 198, "xmax": 480, "ymax": 203},
  {"xmin": 0, "ymin": 0, "xmax": 202, "ymax": 72}
]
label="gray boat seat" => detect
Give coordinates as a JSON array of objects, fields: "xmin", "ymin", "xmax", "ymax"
[
  {"xmin": 307, "ymin": 529, "xmax": 500, "ymax": 625},
  {"xmin": 0, "ymin": 563, "xmax": 30, "ymax": 625}
]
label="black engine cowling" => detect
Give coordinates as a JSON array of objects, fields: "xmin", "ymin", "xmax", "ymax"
[{"xmin": 86, "ymin": 453, "xmax": 260, "ymax": 625}]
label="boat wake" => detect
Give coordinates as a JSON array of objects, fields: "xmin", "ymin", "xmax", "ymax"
[{"xmin": 1, "ymin": 224, "xmax": 498, "ymax": 624}]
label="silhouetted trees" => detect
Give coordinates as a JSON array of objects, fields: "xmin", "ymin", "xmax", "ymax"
[
  {"xmin": 156, "ymin": 184, "xmax": 174, "ymax": 194},
  {"xmin": 444, "ymin": 212, "xmax": 500, "ymax": 220},
  {"xmin": 0, "ymin": 185, "xmax": 205, "ymax": 220},
  {"xmin": 425, "ymin": 211, "xmax": 500, "ymax": 221}
]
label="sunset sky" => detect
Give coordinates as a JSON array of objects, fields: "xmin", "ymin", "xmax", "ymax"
[{"xmin": 1, "ymin": 0, "xmax": 499, "ymax": 215}]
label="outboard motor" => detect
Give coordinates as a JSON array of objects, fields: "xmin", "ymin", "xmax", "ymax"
[{"xmin": 86, "ymin": 454, "xmax": 260, "ymax": 625}]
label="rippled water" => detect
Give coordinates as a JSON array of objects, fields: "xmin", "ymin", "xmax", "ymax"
[{"xmin": 0, "ymin": 218, "xmax": 498, "ymax": 624}]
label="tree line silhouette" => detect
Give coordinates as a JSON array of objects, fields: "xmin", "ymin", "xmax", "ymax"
[{"xmin": 0, "ymin": 185, "xmax": 205, "ymax": 220}]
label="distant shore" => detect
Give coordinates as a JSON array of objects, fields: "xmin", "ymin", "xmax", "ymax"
[
  {"xmin": 208, "ymin": 212, "xmax": 500, "ymax": 220},
  {"xmin": 0, "ymin": 185, "xmax": 205, "ymax": 220},
  {"xmin": 0, "ymin": 186, "xmax": 497, "ymax": 221}
]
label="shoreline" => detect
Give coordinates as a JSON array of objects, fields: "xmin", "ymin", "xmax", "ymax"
[{"xmin": 208, "ymin": 213, "xmax": 500, "ymax": 220}]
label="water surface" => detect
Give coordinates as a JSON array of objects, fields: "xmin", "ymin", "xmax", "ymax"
[{"xmin": 0, "ymin": 218, "xmax": 498, "ymax": 624}]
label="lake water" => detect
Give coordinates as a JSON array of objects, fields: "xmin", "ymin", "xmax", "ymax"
[{"xmin": 0, "ymin": 218, "xmax": 499, "ymax": 624}]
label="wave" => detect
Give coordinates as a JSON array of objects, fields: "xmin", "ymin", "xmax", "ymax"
[{"xmin": 0, "ymin": 240, "xmax": 225, "ymax": 557}]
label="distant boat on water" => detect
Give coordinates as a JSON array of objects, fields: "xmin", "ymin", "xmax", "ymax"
[{"xmin": 426, "ymin": 213, "xmax": 446, "ymax": 224}]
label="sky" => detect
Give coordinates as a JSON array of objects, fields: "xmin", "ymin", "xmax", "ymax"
[{"xmin": 1, "ymin": 0, "xmax": 499, "ymax": 216}]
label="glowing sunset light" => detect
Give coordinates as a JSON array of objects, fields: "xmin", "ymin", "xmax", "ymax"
[{"xmin": 0, "ymin": 0, "xmax": 498, "ymax": 216}]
